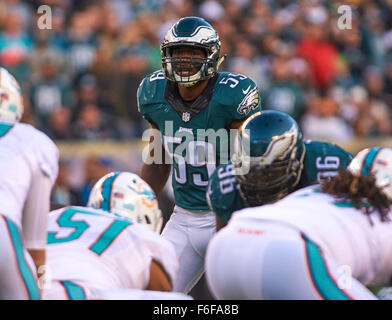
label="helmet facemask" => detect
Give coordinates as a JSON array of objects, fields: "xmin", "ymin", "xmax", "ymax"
[{"xmin": 161, "ymin": 43, "xmax": 220, "ymax": 87}]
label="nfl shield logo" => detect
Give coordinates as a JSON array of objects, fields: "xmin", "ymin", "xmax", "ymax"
[{"xmin": 182, "ymin": 112, "xmax": 190, "ymax": 122}]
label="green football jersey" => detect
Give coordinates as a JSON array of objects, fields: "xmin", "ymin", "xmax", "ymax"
[
  {"xmin": 138, "ymin": 70, "xmax": 261, "ymax": 211},
  {"xmin": 207, "ymin": 140, "xmax": 353, "ymax": 222}
]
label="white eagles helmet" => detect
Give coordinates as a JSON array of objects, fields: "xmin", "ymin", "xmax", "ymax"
[
  {"xmin": 232, "ymin": 110, "xmax": 305, "ymax": 206},
  {"xmin": 348, "ymin": 147, "xmax": 392, "ymax": 201},
  {"xmin": 0, "ymin": 67, "xmax": 23, "ymax": 124},
  {"xmin": 87, "ymin": 172, "xmax": 163, "ymax": 233},
  {"xmin": 161, "ymin": 16, "xmax": 221, "ymax": 87}
]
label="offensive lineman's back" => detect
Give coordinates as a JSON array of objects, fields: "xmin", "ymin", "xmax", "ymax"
[
  {"xmin": 0, "ymin": 67, "xmax": 59, "ymax": 300},
  {"xmin": 206, "ymin": 148, "xmax": 392, "ymax": 300},
  {"xmin": 0, "ymin": 122, "xmax": 58, "ymax": 225},
  {"xmin": 231, "ymin": 185, "xmax": 392, "ymax": 286}
]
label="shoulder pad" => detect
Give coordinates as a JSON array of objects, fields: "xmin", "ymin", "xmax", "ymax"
[
  {"xmin": 305, "ymin": 140, "xmax": 353, "ymax": 161},
  {"xmin": 137, "ymin": 70, "xmax": 167, "ymax": 108},
  {"xmin": 215, "ymin": 72, "xmax": 261, "ymax": 118},
  {"xmin": 19, "ymin": 124, "xmax": 59, "ymax": 185},
  {"xmin": 303, "ymin": 140, "xmax": 353, "ymax": 184}
]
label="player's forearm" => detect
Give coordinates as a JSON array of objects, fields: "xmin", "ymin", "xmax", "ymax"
[
  {"xmin": 141, "ymin": 162, "xmax": 171, "ymax": 196},
  {"xmin": 28, "ymin": 249, "xmax": 46, "ymax": 293},
  {"xmin": 147, "ymin": 260, "xmax": 172, "ymax": 292},
  {"xmin": 28, "ymin": 249, "xmax": 46, "ymax": 271},
  {"xmin": 216, "ymin": 215, "xmax": 227, "ymax": 232}
]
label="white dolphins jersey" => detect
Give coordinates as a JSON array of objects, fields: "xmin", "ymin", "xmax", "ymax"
[
  {"xmin": 46, "ymin": 206, "xmax": 179, "ymax": 291},
  {"xmin": 0, "ymin": 122, "xmax": 59, "ymax": 226},
  {"xmin": 231, "ymin": 186, "xmax": 392, "ymax": 287}
]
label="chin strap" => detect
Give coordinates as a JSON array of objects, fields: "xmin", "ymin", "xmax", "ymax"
[
  {"xmin": 217, "ymin": 54, "xmax": 227, "ymax": 70},
  {"xmin": 179, "ymin": 81, "xmax": 199, "ymax": 88}
]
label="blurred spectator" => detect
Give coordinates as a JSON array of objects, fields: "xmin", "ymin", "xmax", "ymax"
[
  {"xmin": 74, "ymin": 74, "xmax": 99, "ymax": 105},
  {"xmin": 353, "ymin": 68, "xmax": 392, "ymax": 137},
  {"xmin": 336, "ymin": 25, "xmax": 366, "ymax": 85},
  {"xmin": 47, "ymin": 107, "xmax": 73, "ymax": 140},
  {"xmin": 77, "ymin": 155, "xmax": 113, "ymax": 205},
  {"xmin": 72, "ymin": 73, "xmax": 116, "ymax": 120},
  {"xmin": 71, "ymin": 103, "xmax": 120, "ymax": 140},
  {"xmin": 29, "ymin": 51, "xmax": 72, "ymax": 130},
  {"xmin": 384, "ymin": 59, "xmax": 392, "ymax": 106},
  {"xmin": 51, "ymin": 160, "xmax": 81, "ymax": 206},
  {"xmin": 0, "ymin": 0, "xmax": 390, "ymax": 142},
  {"xmin": 199, "ymin": 1, "xmax": 224, "ymax": 22},
  {"xmin": 114, "ymin": 45, "xmax": 150, "ymax": 137},
  {"xmin": 66, "ymin": 9, "xmax": 99, "ymax": 76},
  {"xmin": 364, "ymin": 66, "xmax": 386, "ymax": 101},
  {"xmin": 169, "ymin": 0, "xmax": 194, "ymax": 17},
  {"xmin": 109, "ymin": 0, "xmax": 135, "ymax": 27},
  {"xmin": 297, "ymin": 5, "xmax": 338, "ymax": 89},
  {"xmin": 1, "ymin": 0, "xmax": 33, "ymax": 31},
  {"xmin": 360, "ymin": 1, "xmax": 389, "ymax": 69},
  {"xmin": 301, "ymin": 93, "xmax": 354, "ymax": 143},
  {"xmin": 228, "ymin": 39, "xmax": 265, "ymax": 89},
  {"xmin": 47, "ymin": 7, "xmax": 69, "ymax": 53},
  {"xmin": 264, "ymin": 54, "xmax": 306, "ymax": 122},
  {"xmin": 0, "ymin": 7, "xmax": 33, "ymax": 81},
  {"xmin": 28, "ymin": 33, "xmax": 67, "ymax": 80},
  {"xmin": 73, "ymin": 74, "xmax": 105, "ymax": 111},
  {"xmin": 332, "ymin": 55, "xmax": 356, "ymax": 90},
  {"xmin": 354, "ymin": 99, "xmax": 392, "ymax": 137},
  {"xmin": 91, "ymin": 4, "xmax": 120, "ymax": 77}
]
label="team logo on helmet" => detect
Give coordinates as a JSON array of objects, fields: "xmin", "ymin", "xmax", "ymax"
[
  {"xmin": 233, "ymin": 110, "xmax": 305, "ymax": 206},
  {"xmin": 237, "ymin": 88, "xmax": 259, "ymax": 116},
  {"xmin": 87, "ymin": 172, "xmax": 163, "ymax": 233},
  {"xmin": 127, "ymin": 182, "xmax": 157, "ymax": 209}
]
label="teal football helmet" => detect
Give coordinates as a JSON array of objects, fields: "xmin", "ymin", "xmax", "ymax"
[
  {"xmin": 161, "ymin": 16, "xmax": 221, "ymax": 87},
  {"xmin": 233, "ymin": 110, "xmax": 305, "ymax": 206}
]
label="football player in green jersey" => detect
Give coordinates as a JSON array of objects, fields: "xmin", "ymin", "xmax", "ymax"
[
  {"xmin": 137, "ymin": 16, "xmax": 261, "ymax": 294},
  {"xmin": 207, "ymin": 110, "xmax": 354, "ymax": 230}
]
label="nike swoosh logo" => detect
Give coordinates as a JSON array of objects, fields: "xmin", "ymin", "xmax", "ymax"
[{"xmin": 242, "ymin": 85, "xmax": 251, "ymax": 95}]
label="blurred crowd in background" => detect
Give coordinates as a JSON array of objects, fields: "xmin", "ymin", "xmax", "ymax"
[{"xmin": 2, "ymin": 0, "xmax": 392, "ymax": 210}]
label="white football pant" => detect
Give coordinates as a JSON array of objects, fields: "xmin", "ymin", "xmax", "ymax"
[
  {"xmin": 205, "ymin": 221, "xmax": 377, "ymax": 300},
  {"xmin": 161, "ymin": 206, "xmax": 216, "ymax": 293}
]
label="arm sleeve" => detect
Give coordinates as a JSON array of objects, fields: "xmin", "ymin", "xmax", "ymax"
[{"xmin": 22, "ymin": 168, "xmax": 53, "ymax": 250}]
